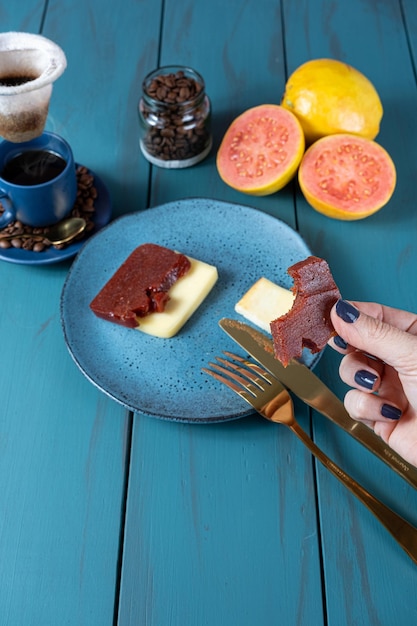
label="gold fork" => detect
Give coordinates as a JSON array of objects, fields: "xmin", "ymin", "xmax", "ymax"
[{"xmin": 203, "ymin": 351, "xmax": 417, "ymax": 564}]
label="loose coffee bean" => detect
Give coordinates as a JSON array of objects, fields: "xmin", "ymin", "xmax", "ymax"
[
  {"xmin": 33, "ymin": 242, "xmax": 46, "ymax": 252},
  {"xmin": 0, "ymin": 165, "xmax": 99, "ymax": 253},
  {"xmin": 139, "ymin": 66, "xmax": 212, "ymax": 167}
]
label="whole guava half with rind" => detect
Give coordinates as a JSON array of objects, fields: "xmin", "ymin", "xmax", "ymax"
[
  {"xmin": 216, "ymin": 104, "xmax": 305, "ymax": 196},
  {"xmin": 298, "ymin": 134, "xmax": 396, "ymax": 220}
]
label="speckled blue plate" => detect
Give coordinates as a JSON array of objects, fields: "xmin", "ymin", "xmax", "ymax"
[{"xmin": 61, "ymin": 198, "xmax": 317, "ymax": 422}]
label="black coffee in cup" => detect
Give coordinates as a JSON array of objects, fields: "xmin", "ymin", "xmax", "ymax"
[
  {"xmin": 0, "ymin": 74, "xmax": 38, "ymax": 87},
  {"xmin": 1, "ymin": 149, "xmax": 67, "ymax": 186}
]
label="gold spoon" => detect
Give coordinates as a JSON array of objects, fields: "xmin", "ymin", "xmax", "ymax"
[{"xmin": 0, "ymin": 217, "xmax": 87, "ymax": 245}]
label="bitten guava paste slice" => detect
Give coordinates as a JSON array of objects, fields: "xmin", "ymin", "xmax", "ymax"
[
  {"xmin": 90, "ymin": 243, "xmax": 191, "ymax": 328},
  {"xmin": 270, "ymin": 255, "xmax": 341, "ymax": 366}
]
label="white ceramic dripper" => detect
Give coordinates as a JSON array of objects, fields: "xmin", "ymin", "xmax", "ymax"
[{"xmin": 0, "ymin": 32, "xmax": 67, "ymax": 143}]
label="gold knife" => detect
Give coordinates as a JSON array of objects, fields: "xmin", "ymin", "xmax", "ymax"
[{"xmin": 219, "ymin": 318, "xmax": 417, "ymax": 490}]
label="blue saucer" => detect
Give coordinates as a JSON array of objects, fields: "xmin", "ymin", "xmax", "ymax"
[{"xmin": 0, "ymin": 166, "xmax": 111, "ymax": 265}]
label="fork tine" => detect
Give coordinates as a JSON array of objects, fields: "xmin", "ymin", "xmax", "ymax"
[
  {"xmin": 214, "ymin": 356, "xmax": 269, "ymax": 389},
  {"xmin": 203, "ymin": 361, "xmax": 259, "ymax": 397},
  {"xmin": 203, "ymin": 355, "xmax": 291, "ymax": 417},
  {"xmin": 223, "ymin": 351, "xmax": 274, "ymax": 382},
  {"xmin": 202, "ymin": 365, "xmax": 261, "ymax": 405},
  {"xmin": 202, "ymin": 365, "xmax": 247, "ymax": 396}
]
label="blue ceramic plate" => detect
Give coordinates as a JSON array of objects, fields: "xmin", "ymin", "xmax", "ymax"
[
  {"xmin": 61, "ymin": 198, "xmax": 317, "ymax": 422},
  {"xmin": 0, "ymin": 166, "xmax": 111, "ymax": 265}
]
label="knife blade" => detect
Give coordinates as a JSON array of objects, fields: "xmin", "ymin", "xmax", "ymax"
[{"xmin": 219, "ymin": 317, "xmax": 417, "ymax": 490}]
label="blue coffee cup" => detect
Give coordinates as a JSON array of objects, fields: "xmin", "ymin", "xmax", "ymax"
[{"xmin": 0, "ymin": 131, "xmax": 77, "ymax": 228}]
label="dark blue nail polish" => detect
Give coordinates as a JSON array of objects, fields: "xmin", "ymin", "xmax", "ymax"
[
  {"xmin": 336, "ymin": 299, "xmax": 360, "ymax": 323},
  {"xmin": 381, "ymin": 404, "xmax": 402, "ymax": 420},
  {"xmin": 354, "ymin": 369, "xmax": 377, "ymax": 390},
  {"xmin": 334, "ymin": 335, "xmax": 348, "ymax": 349}
]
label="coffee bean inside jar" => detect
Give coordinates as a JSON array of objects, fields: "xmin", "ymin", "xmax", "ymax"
[{"xmin": 138, "ymin": 66, "xmax": 212, "ymax": 168}]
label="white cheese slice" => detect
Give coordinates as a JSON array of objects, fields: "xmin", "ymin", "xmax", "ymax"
[
  {"xmin": 135, "ymin": 255, "xmax": 218, "ymax": 338},
  {"xmin": 235, "ymin": 277, "xmax": 295, "ymax": 333}
]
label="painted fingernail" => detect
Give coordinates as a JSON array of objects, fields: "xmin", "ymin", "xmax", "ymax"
[
  {"xmin": 336, "ymin": 299, "xmax": 360, "ymax": 323},
  {"xmin": 334, "ymin": 335, "xmax": 348, "ymax": 349},
  {"xmin": 354, "ymin": 369, "xmax": 377, "ymax": 390},
  {"xmin": 381, "ymin": 404, "xmax": 402, "ymax": 420}
]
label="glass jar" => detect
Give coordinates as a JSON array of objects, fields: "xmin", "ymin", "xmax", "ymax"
[{"xmin": 138, "ymin": 66, "xmax": 212, "ymax": 168}]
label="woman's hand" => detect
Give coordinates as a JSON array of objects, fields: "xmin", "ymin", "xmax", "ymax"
[{"xmin": 329, "ymin": 300, "xmax": 417, "ymax": 467}]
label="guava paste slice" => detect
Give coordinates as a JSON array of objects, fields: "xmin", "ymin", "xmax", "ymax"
[{"xmin": 90, "ymin": 243, "xmax": 191, "ymax": 328}]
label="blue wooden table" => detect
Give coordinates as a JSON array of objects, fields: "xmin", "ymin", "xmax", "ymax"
[{"xmin": 1, "ymin": 1, "xmax": 417, "ymax": 624}]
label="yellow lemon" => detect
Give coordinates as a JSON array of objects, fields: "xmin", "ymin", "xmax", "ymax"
[{"xmin": 282, "ymin": 59, "xmax": 383, "ymax": 144}]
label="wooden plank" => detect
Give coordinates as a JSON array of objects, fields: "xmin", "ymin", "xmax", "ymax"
[
  {"xmin": 283, "ymin": 0, "xmax": 417, "ymax": 624},
  {"xmin": 0, "ymin": 1, "xmax": 45, "ymax": 30},
  {"xmin": 399, "ymin": 0, "xmax": 417, "ymax": 62},
  {"xmin": 118, "ymin": 1, "xmax": 324, "ymax": 624},
  {"xmin": 147, "ymin": 0, "xmax": 300, "ymax": 227},
  {"xmin": 0, "ymin": 266, "xmax": 129, "ymax": 625},
  {"xmin": 0, "ymin": 1, "xmax": 161, "ymax": 624},
  {"xmin": 120, "ymin": 409, "xmax": 323, "ymax": 626}
]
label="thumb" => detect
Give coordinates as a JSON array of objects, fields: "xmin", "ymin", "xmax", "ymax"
[{"xmin": 330, "ymin": 299, "xmax": 417, "ymax": 373}]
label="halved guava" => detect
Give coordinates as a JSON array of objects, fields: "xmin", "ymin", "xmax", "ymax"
[
  {"xmin": 216, "ymin": 104, "xmax": 305, "ymax": 195},
  {"xmin": 298, "ymin": 134, "xmax": 396, "ymax": 220}
]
